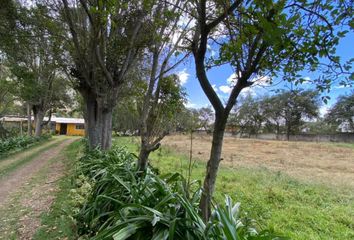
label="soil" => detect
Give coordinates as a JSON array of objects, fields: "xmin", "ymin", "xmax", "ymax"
[
  {"xmin": 0, "ymin": 137, "xmax": 76, "ymax": 240},
  {"xmin": 0, "ymin": 139, "xmax": 74, "ymax": 206},
  {"xmin": 162, "ymin": 134, "xmax": 354, "ymax": 188}
]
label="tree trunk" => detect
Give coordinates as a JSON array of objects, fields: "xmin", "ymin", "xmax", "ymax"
[
  {"xmin": 33, "ymin": 107, "xmax": 44, "ymax": 137},
  {"xmin": 27, "ymin": 103, "xmax": 32, "ymax": 136},
  {"xmin": 138, "ymin": 142, "xmax": 150, "ymax": 171},
  {"xmin": 34, "ymin": 110, "xmax": 44, "ymax": 137},
  {"xmin": 84, "ymin": 92, "xmax": 113, "ymax": 150},
  {"xmin": 286, "ymin": 120, "xmax": 291, "ymax": 141},
  {"xmin": 199, "ymin": 116, "xmax": 227, "ymax": 221}
]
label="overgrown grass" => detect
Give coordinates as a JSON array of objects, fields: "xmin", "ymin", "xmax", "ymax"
[
  {"xmin": 33, "ymin": 140, "xmax": 83, "ymax": 240},
  {"xmin": 114, "ymin": 137, "xmax": 354, "ymax": 240}
]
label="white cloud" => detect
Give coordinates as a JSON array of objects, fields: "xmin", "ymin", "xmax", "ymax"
[
  {"xmin": 177, "ymin": 69, "xmax": 189, "ymax": 85},
  {"xmin": 185, "ymin": 101, "xmax": 197, "ymax": 108},
  {"xmin": 212, "ymin": 84, "xmax": 218, "ymax": 92},
  {"xmin": 219, "ymin": 85, "xmax": 232, "ymax": 94}
]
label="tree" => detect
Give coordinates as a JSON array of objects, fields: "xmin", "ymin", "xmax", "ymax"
[
  {"xmin": 197, "ymin": 106, "xmax": 214, "ymax": 132},
  {"xmin": 326, "ymin": 92, "xmax": 354, "ymax": 132},
  {"xmin": 228, "ymin": 94, "xmax": 264, "ymax": 137},
  {"xmin": 264, "ymin": 90, "xmax": 320, "ymax": 139},
  {"xmin": 1, "ymin": 3, "xmax": 71, "ymax": 137},
  {"xmin": 189, "ymin": 0, "xmax": 352, "ymax": 220},
  {"xmin": 137, "ymin": 1, "xmax": 190, "ymax": 170},
  {"xmin": 138, "ymin": 74, "xmax": 186, "ymax": 170},
  {"xmin": 59, "ymin": 0, "xmax": 152, "ymax": 149}
]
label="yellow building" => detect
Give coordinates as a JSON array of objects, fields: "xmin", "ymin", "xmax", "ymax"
[
  {"xmin": 0, "ymin": 116, "xmax": 85, "ymax": 136},
  {"xmin": 53, "ymin": 117, "xmax": 85, "ymax": 136}
]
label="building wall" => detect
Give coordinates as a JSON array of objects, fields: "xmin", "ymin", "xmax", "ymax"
[{"xmin": 55, "ymin": 123, "xmax": 85, "ymax": 136}]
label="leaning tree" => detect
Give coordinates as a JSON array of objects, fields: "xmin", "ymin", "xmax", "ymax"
[{"xmin": 189, "ymin": 0, "xmax": 353, "ymax": 220}]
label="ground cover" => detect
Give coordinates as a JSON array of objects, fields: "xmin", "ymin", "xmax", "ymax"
[
  {"xmin": 0, "ymin": 137, "xmax": 78, "ymax": 239},
  {"xmin": 114, "ymin": 136, "xmax": 354, "ymax": 240}
]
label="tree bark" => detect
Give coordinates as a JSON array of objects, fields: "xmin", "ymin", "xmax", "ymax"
[
  {"xmin": 27, "ymin": 103, "xmax": 32, "ymax": 136},
  {"xmin": 33, "ymin": 106, "xmax": 44, "ymax": 137},
  {"xmin": 84, "ymin": 90, "xmax": 113, "ymax": 150},
  {"xmin": 199, "ymin": 116, "xmax": 227, "ymax": 221},
  {"xmin": 138, "ymin": 142, "xmax": 150, "ymax": 171}
]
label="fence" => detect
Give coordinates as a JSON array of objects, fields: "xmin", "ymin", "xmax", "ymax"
[{"xmin": 234, "ymin": 133, "xmax": 354, "ymax": 143}]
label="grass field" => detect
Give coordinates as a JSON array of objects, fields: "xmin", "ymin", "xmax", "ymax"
[
  {"xmin": 114, "ymin": 136, "xmax": 354, "ymax": 240},
  {"xmin": 163, "ymin": 134, "xmax": 354, "ymax": 187}
]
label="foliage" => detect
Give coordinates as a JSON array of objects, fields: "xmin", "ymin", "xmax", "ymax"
[
  {"xmin": 325, "ymin": 91, "xmax": 354, "ymax": 132},
  {"xmin": 229, "ymin": 95, "xmax": 265, "ymax": 136},
  {"xmin": 0, "ymin": 134, "xmax": 51, "ymax": 157},
  {"xmin": 73, "ymin": 144, "xmax": 283, "ymax": 239}
]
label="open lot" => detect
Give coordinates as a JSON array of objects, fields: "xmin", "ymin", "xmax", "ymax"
[
  {"xmin": 115, "ymin": 136, "xmax": 354, "ymax": 239},
  {"xmin": 162, "ymin": 134, "xmax": 354, "ymax": 188}
]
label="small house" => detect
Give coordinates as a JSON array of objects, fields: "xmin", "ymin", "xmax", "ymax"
[
  {"xmin": 0, "ymin": 116, "xmax": 85, "ymax": 136},
  {"xmin": 53, "ymin": 117, "xmax": 85, "ymax": 136}
]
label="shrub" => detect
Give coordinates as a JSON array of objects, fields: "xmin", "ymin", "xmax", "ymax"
[
  {"xmin": 0, "ymin": 134, "xmax": 51, "ymax": 157},
  {"xmin": 74, "ymin": 145, "xmax": 286, "ymax": 240}
]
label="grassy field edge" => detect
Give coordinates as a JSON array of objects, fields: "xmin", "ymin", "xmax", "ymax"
[{"xmin": 113, "ymin": 137, "xmax": 354, "ymax": 240}]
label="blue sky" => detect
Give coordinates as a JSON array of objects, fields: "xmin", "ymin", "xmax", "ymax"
[{"xmin": 177, "ymin": 32, "xmax": 353, "ymax": 116}]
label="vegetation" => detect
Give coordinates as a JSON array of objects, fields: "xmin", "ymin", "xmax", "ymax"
[
  {"xmin": 326, "ymin": 91, "xmax": 354, "ymax": 132},
  {"xmin": 188, "ymin": 0, "xmax": 352, "ymax": 219},
  {"xmin": 33, "ymin": 140, "xmax": 82, "ymax": 240},
  {"xmin": 68, "ymin": 141, "xmax": 283, "ymax": 239},
  {"xmin": 114, "ymin": 137, "xmax": 354, "ymax": 240},
  {"xmin": 0, "ymin": 0, "xmax": 353, "ymax": 237},
  {"xmin": 227, "ymin": 90, "xmax": 320, "ymax": 138},
  {"xmin": 0, "ymin": 134, "xmax": 51, "ymax": 158}
]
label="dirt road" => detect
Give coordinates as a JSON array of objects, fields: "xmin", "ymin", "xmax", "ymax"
[{"xmin": 0, "ymin": 137, "xmax": 77, "ymax": 239}]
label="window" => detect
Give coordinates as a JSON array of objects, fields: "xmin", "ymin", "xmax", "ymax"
[{"xmin": 75, "ymin": 124, "xmax": 85, "ymax": 130}]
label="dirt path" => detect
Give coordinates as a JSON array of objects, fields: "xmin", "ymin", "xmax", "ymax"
[
  {"xmin": 0, "ymin": 138, "xmax": 62, "ymax": 173},
  {"xmin": 0, "ymin": 138, "xmax": 75, "ymax": 206}
]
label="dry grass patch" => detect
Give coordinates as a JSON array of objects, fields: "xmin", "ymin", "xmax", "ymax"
[{"xmin": 163, "ymin": 134, "xmax": 354, "ymax": 187}]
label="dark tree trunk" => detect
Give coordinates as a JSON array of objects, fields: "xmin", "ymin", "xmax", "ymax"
[
  {"xmin": 84, "ymin": 90, "xmax": 113, "ymax": 150},
  {"xmin": 199, "ymin": 116, "xmax": 227, "ymax": 221},
  {"xmin": 27, "ymin": 103, "xmax": 32, "ymax": 136},
  {"xmin": 138, "ymin": 142, "xmax": 150, "ymax": 171},
  {"xmin": 33, "ymin": 106, "xmax": 44, "ymax": 137},
  {"xmin": 286, "ymin": 120, "xmax": 291, "ymax": 141}
]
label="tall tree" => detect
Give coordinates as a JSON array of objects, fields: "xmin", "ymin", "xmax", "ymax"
[
  {"xmin": 1, "ymin": 3, "xmax": 71, "ymax": 136},
  {"xmin": 264, "ymin": 90, "xmax": 320, "ymax": 139},
  {"xmin": 189, "ymin": 0, "xmax": 352, "ymax": 220},
  {"xmin": 137, "ymin": 1, "xmax": 190, "ymax": 170},
  {"xmin": 59, "ymin": 0, "xmax": 151, "ymax": 149}
]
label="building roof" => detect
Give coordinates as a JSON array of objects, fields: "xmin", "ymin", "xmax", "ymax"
[
  {"xmin": 52, "ymin": 117, "xmax": 85, "ymax": 124},
  {"xmin": 1, "ymin": 116, "xmax": 85, "ymax": 124}
]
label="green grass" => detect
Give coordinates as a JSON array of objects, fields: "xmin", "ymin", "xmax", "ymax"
[
  {"xmin": 0, "ymin": 137, "xmax": 63, "ymax": 179},
  {"xmin": 33, "ymin": 140, "xmax": 82, "ymax": 240},
  {"xmin": 114, "ymin": 136, "xmax": 354, "ymax": 240}
]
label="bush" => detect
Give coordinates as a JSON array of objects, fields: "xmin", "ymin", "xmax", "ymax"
[
  {"xmin": 0, "ymin": 134, "xmax": 51, "ymax": 157},
  {"xmin": 73, "ymin": 145, "xmax": 286, "ymax": 240}
]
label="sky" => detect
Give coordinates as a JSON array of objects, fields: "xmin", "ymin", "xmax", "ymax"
[{"xmin": 176, "ymin": 32, "xmax": 354, "ymax": 117}]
